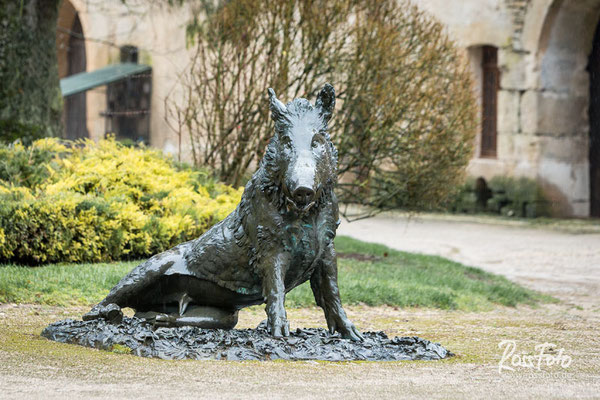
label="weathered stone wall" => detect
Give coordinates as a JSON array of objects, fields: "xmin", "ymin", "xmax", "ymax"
[
  {"xmin": 414, "ymin": 0, "xmax": 599, "ymax": 216},
  {"xmin": 63, "ymin": 0, "xmax": 196, "ymax": 159},
  {"xmin": 505, "ymin": 0, "xmax": 532, "ymax": 50},
  {"xmin": 531, "ymin": 0, "xmax": 600, "ymax": 216},
  {"xmin": 413, "ymin": 0, "xmax": 538, "ymax": 189}
]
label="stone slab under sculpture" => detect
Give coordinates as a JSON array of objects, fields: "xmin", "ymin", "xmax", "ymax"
[{"xmin": 83, "ymin": 84, "xmax": 363, "ymax": 341}]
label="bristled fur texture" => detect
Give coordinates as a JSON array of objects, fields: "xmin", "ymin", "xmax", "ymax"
[
  {"xmin": 84, "ymin": 85, "xmax": 363, "ymax": 341},
  {"xmin": 225, "ymin": 95, "xmax": 339, "ymax": 286},
  {"xmin": 260, "ymin": 97, "xmax": 337, "ymax": 209}
]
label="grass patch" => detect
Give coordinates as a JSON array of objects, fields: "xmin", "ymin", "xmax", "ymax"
[
  {"xmin": 0, "ymin": 236, "xmax": 554, "ymax": 311},
  {"xmin": 0, "ymin": 261, "xmax": 137, "ymax": 306},
  {"xmin": 286, "ymin": 236, "xmax": 554, "ymax": 309}
]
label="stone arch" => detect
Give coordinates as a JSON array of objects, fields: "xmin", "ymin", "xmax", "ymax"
[
  {"xmin": 56, "ymin": 0, "xmax": 89, "ymax": 139},
  {"xmin": 589, "ymin": 10, "xmax": 600, "ymax": 217},
  {"xmin": 528, "ymin": 0, "xmax": 600, "ymax": 216}
]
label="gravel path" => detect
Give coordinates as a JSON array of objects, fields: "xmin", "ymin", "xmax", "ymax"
[{"xmin": 338, "ymin": 214, "xmax": 600, "ymax": 307}]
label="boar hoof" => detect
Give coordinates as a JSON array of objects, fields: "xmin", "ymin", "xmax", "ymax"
[
  {"xmin": 82, "ymin": 303, "xmax": 123, "ymax": 324},
  {"xmin": 153, "ymin": 313, "xmax": 174, "ymax": 328},
  {"xmin": 268, "ymin": 317, "xmax": 290, "ymax": 337}
]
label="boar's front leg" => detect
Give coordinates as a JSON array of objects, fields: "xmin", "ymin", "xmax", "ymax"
[
  {"xmin": 261, "ymin": 252, "xmax": 291, "ymax": 337},
  {"xmin": 311, "ymin": 243, "xmax": 363, "ymax": 341}
]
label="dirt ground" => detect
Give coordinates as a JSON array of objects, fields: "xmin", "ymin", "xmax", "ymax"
[
  {"xmin": 0, "ymin": 301, "xmax": 599, "ymax": 399},
  {"xmin": 1, "ymin": 215, "xmax": 599, "ymax": 399}
]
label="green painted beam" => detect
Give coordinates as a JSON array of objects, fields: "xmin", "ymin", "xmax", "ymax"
[{"xmin": 60, "ymin": 63, "xmax": 151, "ymax": 97}]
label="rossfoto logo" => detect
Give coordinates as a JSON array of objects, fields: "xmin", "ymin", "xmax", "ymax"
[{"xmin": 498, "ymin": 340, "xmax": 572, "ymax": 373}]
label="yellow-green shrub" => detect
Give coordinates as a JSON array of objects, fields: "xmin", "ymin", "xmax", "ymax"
[{"xmin": 0, "ymin": 138, "xmax": 243, "ymax": 264}]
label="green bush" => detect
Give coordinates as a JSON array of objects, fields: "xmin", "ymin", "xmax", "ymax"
[
  {"xmin": 172, "ymin": 0, "xmax": 477, "ymax": 219},
  {"xmin": 446, "ymin": 177, "xmax": 478, "ymax": 214},
  {"xmin": 487, "ymin": 176, "xmax": 550, "ymax": 218},
  {"xmin": 0, "ymin": 137, "xmax": 66, "ymax": 187},
  {"xmin": 0, "ymin": 119, "xmax": 47, "ymax": 146},
  {"xmin": 0, "ymin": 138, "xmax": 242, "ymax": 264},
  {"xmin": 445, "ymin": 176, "xmax": 550, "ymax": 218}
]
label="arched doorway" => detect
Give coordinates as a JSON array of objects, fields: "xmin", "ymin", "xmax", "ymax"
[
  {"xmin": 532, "ymin": 0, "xmax": 600, "ymax": 217},
  {"xmin": 589, "ymin": 20, "xmax": 600, "ymax": 217},
  {"xmin": 56, "ymin": 1, "xmax": 88, "ymax": 140}
]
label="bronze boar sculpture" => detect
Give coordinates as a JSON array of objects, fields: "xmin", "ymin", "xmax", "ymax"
[{"xmin": 83, "ymin": 84, "xmax": 363, "ymax": 341}]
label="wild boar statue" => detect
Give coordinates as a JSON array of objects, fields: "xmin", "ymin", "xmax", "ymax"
[{"xmin": 83, "ymin": 84, "xmax": 363, "ymax": 341}]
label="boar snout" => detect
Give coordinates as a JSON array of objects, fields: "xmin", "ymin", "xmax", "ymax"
[{"xmin": 291, "ymin": 186, "xmax": 315, "ymax": 206}]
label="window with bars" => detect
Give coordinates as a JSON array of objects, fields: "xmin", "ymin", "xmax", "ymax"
[{"xmin": 481, "ymin": 46, "xmax": 499, "ymax": 158}]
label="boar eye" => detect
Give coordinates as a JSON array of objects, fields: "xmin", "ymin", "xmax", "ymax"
[
  {"xmin": 281, "ymin": 136, "xmax": 292, "ymax": 148},
  {"xmin": 311, "ymin": 134, "xmax": 325, "ymax": 148}
]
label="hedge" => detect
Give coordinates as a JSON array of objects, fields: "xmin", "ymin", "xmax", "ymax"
[{"xmin": 0, "ymin": 138, "xmax": 242, "ymax": 264}]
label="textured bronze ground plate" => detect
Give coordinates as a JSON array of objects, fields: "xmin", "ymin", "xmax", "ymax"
[{"xmin": 42, "ymin": 317, "xmax": 452, "ymax": 361}]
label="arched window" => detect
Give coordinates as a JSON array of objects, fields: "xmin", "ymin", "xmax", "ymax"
[
  {"xmin": 56, "ymin": 0, "xmax": 88, "ymax": 140},
  {"xmin": 64, "ymin": 13, "xmax": 88, "ymax": 140},
  {"xmin": 480, "ymin": 45, "xmax": 499, "ymax": 158}
]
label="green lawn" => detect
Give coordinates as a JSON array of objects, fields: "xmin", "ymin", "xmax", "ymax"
[{"xmin": 0, "ymin": 236, "xmax": 553, "ymax": 311}]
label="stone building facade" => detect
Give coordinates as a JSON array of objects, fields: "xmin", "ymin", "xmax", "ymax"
[
  {"xmin": 56, "ymin": 1, "xmax": 194, "ymax": 154},
  {"xmin": 56, "ymin": 0, "xmax": 600, "ymax": 217},
  {"xmin": 419, "ymin": 0, "xmax": 600, "ymax": 217}
]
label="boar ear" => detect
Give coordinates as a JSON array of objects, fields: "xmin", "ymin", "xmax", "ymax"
[
  {"xmin": 268, "ymin": 88, "xmax": 287, "ymax": 122},
  {"xmin": 315, "ymin": 83, "xmax": 335, "ymax": 123}
]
